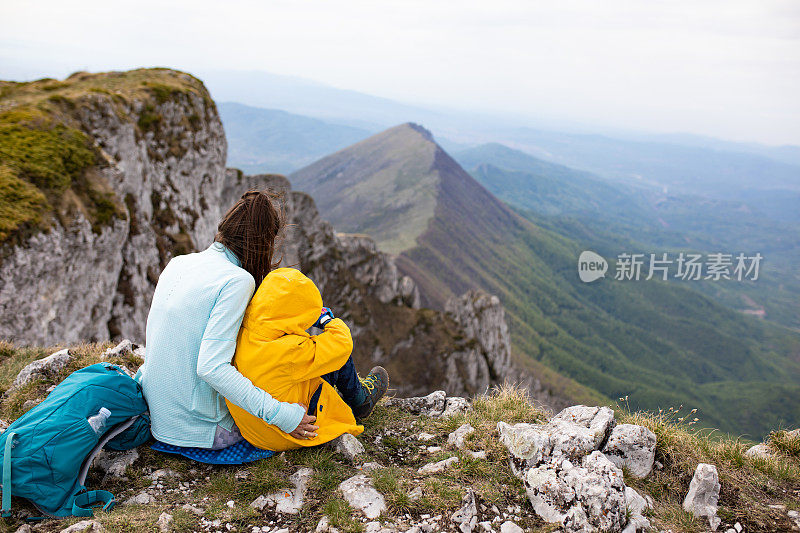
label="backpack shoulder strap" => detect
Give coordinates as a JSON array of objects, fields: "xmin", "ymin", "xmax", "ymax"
[
  {"xmin": 72, "ymin": 490, "xmax": 114, "ymax": 517},
  {"xmin": 2, "ymin": 431, "xmax": 17, "ymax": 517},
  {"xmin": 70, "ymin": 416, "xmax": 139, "ymax": 517}
]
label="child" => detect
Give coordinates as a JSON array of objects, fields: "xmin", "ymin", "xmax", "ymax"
[{"xmin": 227, "ymin": 267, "xmax": 388, "ymax": 451}]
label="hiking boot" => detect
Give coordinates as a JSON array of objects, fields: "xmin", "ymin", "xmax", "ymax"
[{"xmin": 352, "ymin": 366, "xmax": 389, "ymax": 420}]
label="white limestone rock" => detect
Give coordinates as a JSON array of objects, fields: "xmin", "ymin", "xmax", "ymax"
[
  {"xmin": 92, "ymin": 448, "xmax": 139, "ymax": 479},
  {"xmin": 360, "ymin": 462, "xmax": 385, "ymax": 472},
  {"xmin": 744, "ymin": 443, "xmax": 772, "ymax": 459},
  {"xmin": 451, "ymin": 489, "xmax": 478, "ymax": 533},
  {"xmin": 156, "ymin": 512, "xmax": 173, "ymax": 532},
  {"xmin": 624, "ymin": 486, "xmax": 651, "ymax": 516},
  {"xmin": 442, "ymin": 397, "xmax": 471, "ymax": 418},
  {"xmin": 148, "ymin": 468, "xmax": 178, "ymax": 482},
  {"xmin": 181, "ymin": 504, "xmax": 205, "ymax": 516},
  {"xmin": 522, "ymin": 452, "xmax": 627, "ymax": 532},
  {"xmin": 497, "ymin": 421, "xmax": 551, "ymax": 475},
  {"xmin": 339, "ymin": 474, "xmax": 386, "ymax": 519},
  {"xmin": 551, "ymin": 405, "xmax": 615, "ymax": 449},
  {"xmin": 382, "ymin": 394, "xmax": 467, "ymax": 419},
  {"xmin": 448, "ymin": 424, "xmax": 475, "ymax": 449},
  {"xmin": 602, "ymin": 424, "xmax": 657, "ymax": 478},
  {"xmin": 330, "ymin": 433, "xmax": 365, "ymax": 461},
  {"xmin": 102, "ymin": 339, "xmax": 135, "ymax": 358},
  {"xmin": 547, "ymin": 418, "xmax": 604, "ymax": 461},
  {"xmin": 622, "ymin": 514, "xmax": 651, "ymax": 533},
  {"xmin": 13, "ymin": 349, "xmax": 72, "ymax": 388},
  {"xmin": 418, "ymin": 456, "xmax": 459, "ymax": 475},
  {"xmin": 22, "ymin": 399, "xmax": 42, "ymax": 411},
  {"xmin": 251, "ymin": 467, "xmax": 313, "ymax": 514},
  {"xmin": 621, "ymin": 486, "xmax": 652, "ymax": 533},
  {"xmin": 59, "ymin": 521, "xmax": 104, "ymax": 533},
  {"xmin": 133, "ymin": 344, "xmax": 146, "ymax": 359},
  {"xmin": 573, "ymin": 452, "xmax": 628, "ymax": 531},
  {"xmin": 499, "ymin": 522, "xmax": 524, "ymax": 533},
  {"xmin": 124, "ymin": 492, "xmax": 154, "ymax": 505},
  {"xmin": 445, "ymin": 291, "xmax": 515, "ymax": 393},
  {"xmin": 788, "ymin": 509, "xmax": 800, "ymax": 530},
  {"xmin": 522, "ymin": 460, "xmax": 574, "ymax": 524},
  {"xmin": 497, "ymin": 419, "xmax": 598, "ymax": 474},
  {"xmin": 682, "ymin": 463, "xmax": 721, "ymax": 531},
  {"xmin": 385, "ymin": 391, "xmax": 447, "ymax": 416},
  {"xmin": 497, "ymin": 405, "xmax": 617, "ymax": 476},
  {"xmin": 497, "ymin": 405, "xmax": 651, "ymax": 532},
  {"xmin": 0, "ymin": 215, "xmax": 128, "ymax": 347},
  {"xmin": 315, "ymin": 517, "xmax": 331, "ymax": 532}
]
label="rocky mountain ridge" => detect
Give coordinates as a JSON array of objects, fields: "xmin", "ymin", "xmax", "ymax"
[
  {"xmin": 1, "ymin": 69, "xmax": 227, "ymax": 345},
  {"xmin": 0, "ymin": 68, "xmax": 550, "ymax": 405}
]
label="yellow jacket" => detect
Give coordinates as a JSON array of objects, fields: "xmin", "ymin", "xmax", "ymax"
[{"xmin": 227, "ymin": 268, "xmax": 364, "ymax": 451}]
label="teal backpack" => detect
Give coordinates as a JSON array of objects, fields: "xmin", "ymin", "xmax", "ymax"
[{"xmin": 0, "ymin": 363, "xmax": 151, "ymax": 518}]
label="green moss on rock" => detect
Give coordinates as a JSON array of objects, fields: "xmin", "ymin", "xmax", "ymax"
[
  {"xmin": 137, "ymin": 104, "xmax": 162, "ymax": 132},
  {"xmin": 0, "ymin": 105, "xmax": 129, "ymax": 245},
  {"xmin": 0, "ymin": 108, "xmax": 97, "ymax": 195},
  {"xmin": 0, "ymin": 164, "xmax": 47, "ymax": 242},
  {"xmin": 0, "ymin": 67, "xmax": 213, "ymax": 246}
]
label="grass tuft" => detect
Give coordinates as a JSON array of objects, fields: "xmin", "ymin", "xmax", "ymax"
[
  {"xmin": 322, "ymin": 496, "xmax": 364, "ymax": 532},
  {"xmin": 619, "ymin": 403, "xmax": 800, "ymax": 531},
  {"xmin": 768, "ymin": 429, "xmax": 800, "ymax": 459}
]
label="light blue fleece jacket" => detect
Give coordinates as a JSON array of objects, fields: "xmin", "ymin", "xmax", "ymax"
[{"xmin": 138, "ymin": 242, "xmax": 305, "ymax": 448}]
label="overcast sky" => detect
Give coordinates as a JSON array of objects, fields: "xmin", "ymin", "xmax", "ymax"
[{"xmin": 2, "ymin": 0, "xmax": 799, "ymax": 146}]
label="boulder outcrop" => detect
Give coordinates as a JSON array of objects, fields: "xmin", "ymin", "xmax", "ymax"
[{"xmin": 497, "ymin": 404, "xmax": 653, "ymax": 532}]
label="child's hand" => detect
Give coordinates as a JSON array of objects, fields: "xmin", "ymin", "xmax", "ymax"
[{"xmin": 313, "ymin": 307, "xmax": 335, "ymax": 328}]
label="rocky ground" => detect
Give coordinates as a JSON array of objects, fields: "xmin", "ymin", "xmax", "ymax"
[{"xmin": 0, "ymin": 342, "xmax": 798, "ymax": 533}]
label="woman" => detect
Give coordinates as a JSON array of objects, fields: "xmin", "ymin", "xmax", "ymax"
[{"xmin": 137, "ymin": 190, "xmax": 319, "ymax": 449}]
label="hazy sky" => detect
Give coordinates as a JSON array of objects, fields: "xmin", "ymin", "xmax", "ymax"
[{"xmin": 2, "ymin": 0, "xmax": 799, "ymax": 145}]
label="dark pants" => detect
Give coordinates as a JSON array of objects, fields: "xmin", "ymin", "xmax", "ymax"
[{"xmin": 321, "ymin": 355, "xmax": 362, "ymax": 408}]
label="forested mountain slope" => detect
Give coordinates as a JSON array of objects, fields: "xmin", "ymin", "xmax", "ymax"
[{"xmin": 292, "ymin": 124, "xmax": 800, "ymax": 438}]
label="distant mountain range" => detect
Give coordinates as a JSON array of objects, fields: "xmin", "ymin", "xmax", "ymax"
[
  {"xmin": 486, "ymin": 128, "xmax": 800, "ymax": 200},
  {"xmin": 291, "ymin": 123, "xmax": 800, "ymax": 438},
  {"xmin": 219, "ymin": 102, "xmax": 374, "ymax": 174},
  {"xmin": 200, "ymin": 69, "xmax": 800, "ymax": 200}
]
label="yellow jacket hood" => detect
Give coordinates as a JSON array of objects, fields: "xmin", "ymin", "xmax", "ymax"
[{"xmin": 242, "ymin": 267, "xmax": 322, "ymax": 339}]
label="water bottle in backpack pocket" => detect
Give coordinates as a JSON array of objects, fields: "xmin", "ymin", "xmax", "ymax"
[{"xmin": 87, "ymin": 408, "xmax": 111, "ymax": 435}]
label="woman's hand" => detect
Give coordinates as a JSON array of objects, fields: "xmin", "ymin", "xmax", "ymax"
[{"xmin": 289, "ymin": 410, "xmax": 319, "ymax": 440}]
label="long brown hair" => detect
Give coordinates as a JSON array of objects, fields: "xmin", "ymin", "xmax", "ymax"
[{"xmin": 215, "ymin": 189, "xmax": 285, "ymax": 286}]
